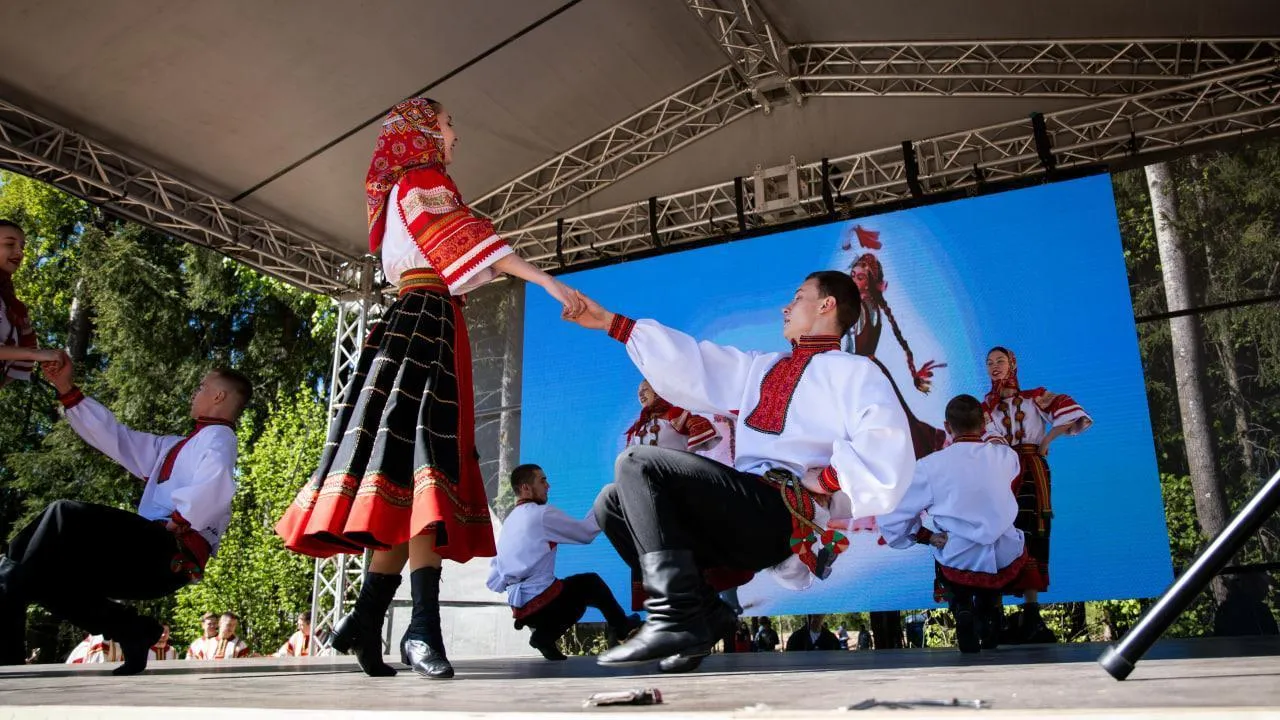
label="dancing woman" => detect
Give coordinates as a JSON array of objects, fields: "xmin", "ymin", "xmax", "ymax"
[
  {"xmin": 276, "ymin": 98, "xmax": 585, "ymax": 679},
  {"xmin": 841, "ymin": 230, "xmax": 947, "ymax": 459},
  {"xmin": 982, "ymin": 346, "xmax": 1092, "ymax": 637},
  {"xmin": 0, "ymin": 220, "xmax": 61, "ymax": 389}
]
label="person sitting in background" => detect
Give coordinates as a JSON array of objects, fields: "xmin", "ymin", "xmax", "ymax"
[
  {"xmin": 275, "ymin": 611, "xmax": 332, "ymax": 657},
  {"xmin": 753, "ymin": 617, "xmax": 779, "ymax": 652},
  {"xmin": 785, "ymin": 614, "xmax": 841, "ymax": 651},
  {"xmin": 186, "ymin": 612, "xmax": 220, "ymax": 660},
  {"xmin": 208, "ymin": 612, "xmax": 251, "ymax": 660}
]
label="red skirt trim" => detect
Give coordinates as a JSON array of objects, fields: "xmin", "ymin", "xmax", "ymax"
[{"xmin": 938, "ymin": 548, "xmax": 1044, "ymax": 592}]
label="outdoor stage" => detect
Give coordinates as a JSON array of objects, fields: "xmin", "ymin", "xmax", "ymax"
[{"xmin": 1, "ymin": 637, "xmax": 1278, "ymax": 719}]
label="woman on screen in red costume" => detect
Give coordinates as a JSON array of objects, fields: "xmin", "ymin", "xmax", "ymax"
[
  {"xmin": 276, "ymin": 97, "xmax": 586, "ymax": 680},
  {"xmin": 983, "ymin": 346, "xmax": 1092, "ymax": 639}
]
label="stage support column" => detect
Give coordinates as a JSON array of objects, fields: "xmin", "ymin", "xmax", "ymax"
[{"xmin": 310, "ymin": 261, "xmax": 381, "ymax": 652}]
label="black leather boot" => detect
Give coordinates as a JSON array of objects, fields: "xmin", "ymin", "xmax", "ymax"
[
  {"xmin": 951, "ymin": 594, "xmax": 980, "ymax": 654},
  {"xmin": 598, "ymin": 551, "xmax": 710, "ymax": 666},
  {"xmin": 331, "ymin": 571, "xmax": 401, "ymax": 677},
  {"xmin": 400, "ymin": 566, "xmax": 454, "ymax": 679},
  {"xmin": 112, "ymin": 616, "xmax": 164, "ymax": 676},
  {"xmin": 658, "ymin": 590, "xmax": 736, "ymax": 674}
]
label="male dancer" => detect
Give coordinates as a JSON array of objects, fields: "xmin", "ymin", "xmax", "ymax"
[
  {"xmin": 0, "ymin": 355, "xmax": 249, "ymax": 675},
  {"xmin": 487, "ymin": 464, "xmax": 639, "ymax": 660},
  {"xmin": 569, "ymin": 271, "xmax": 915, "ymax": 671},
  {"xmin": 878, "ymin": 394, "xmax": 1039, "ymax": 652}
]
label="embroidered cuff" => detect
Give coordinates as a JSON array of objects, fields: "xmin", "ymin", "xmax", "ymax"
[
  {"xmin": 818, "ymin": 466, "xmax": 840, "ymax": 493},
  {"xmin": 57, "ymin": 386, "xmax": 86, "ymax": 409},
  {"xmin": 915, "ymin": 528, "xmax": 935, "ymax": 545},
  {"xmin": 608, "ymin": 314, "xmax": 636, "ymax": 343}
]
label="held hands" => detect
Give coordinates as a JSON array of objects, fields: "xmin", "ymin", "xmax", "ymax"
[
  {"xmin": 929, "ymin": 531, "xmax": 948, "ymax": 550},
  {"xmin": 544, "ymin": 278, "xmax": 588, "ymax": 319},
  {"xmin": 38, "ymin": 350, "xmax": 74, "ymax": 393},
  {"xmin": 561, "ymin": 291, "xmax": 615, "ymax": 331}
]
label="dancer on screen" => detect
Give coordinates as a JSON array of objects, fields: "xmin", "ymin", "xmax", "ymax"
[
  {"xmin": 569, "ymin": 270, "xmax": 915, "ymax": 673},
  {"xmin": 624, "ymin": 380, "xmax": 721, "ymax": 453},
  {"xmin": 275, "ymin": 97, "xmax": 587, "ymax": 680},
  {"xmin": 841, "ymin": 224, "xmax": 947, "ymax": 458},
  {"xmin": 878, "ymin": 394, "xmax": 1042, "ymax": 653},
  {"xmin": 982, "ymin": 346, "xmax": 1092, "ymax": 641}
]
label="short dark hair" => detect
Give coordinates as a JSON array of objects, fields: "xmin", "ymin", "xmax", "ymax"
[
  {"xmin": 221, "ymin": 612, "xmax": 239, "ymax": 621},
  {"xmin": 210, "ymin": 368, "xmax": 253, "ymax": 417},
  {"xmin": 299, "ymin": 610, "xmax": 312, "ymax": 623},
  {"xmin": 0, "ymin": 219, "xmax": 22, "ymax": 233},
  {"xmin": 805, "ymin": 270, "xmax": 861, "ymax": 336},
  {"xmin": 509, "ymin": 464, "xmax": 542, "ymax": 494},
  {"xmin": 945, "ymin": 394, "xmax": 985, "ymax": 435},
  {"xmin": 201, "ymin": 612, "xmax": 217, "ymax": 621}
]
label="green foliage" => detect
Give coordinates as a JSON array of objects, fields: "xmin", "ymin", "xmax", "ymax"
[
  {"xmin": 0, "ymin": 170, "xmax": 335, "ymax": 661},
  {"xmin": 172, "ymin": 389, "xmax": 327, "ymax": 653}
]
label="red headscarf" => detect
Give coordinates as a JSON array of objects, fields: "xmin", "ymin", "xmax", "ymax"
[
  {"xmin": 365, "ymin": 98, "xmax": 447, "ymax": 253},
  {"xmin": 983, "ymin": 346, "xmax": 1019, "ymax": 411}
]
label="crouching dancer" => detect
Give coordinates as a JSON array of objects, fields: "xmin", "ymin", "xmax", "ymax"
[
  {"xmin": 878, "ymin": 394, "xmax": 1042, "ymax": 652},
  {"xmin": 486, "ymin": 464, "xmax": 640, "ymax": 660},
  {"xmin": 0, "ymin": 355, "xmax": 248, "ymax": 675},
  {"xmin": 567, "ymin": 271, "xmax": 916, "ymax": 672}
]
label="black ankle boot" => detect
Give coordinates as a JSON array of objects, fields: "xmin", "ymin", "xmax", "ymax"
[
  {"xmin": 112, "ymin": 616, "xmax": 164, "ymax": 676},
  {"xmin": 331, "ymin": 571, "xmax": 401, "ymax": 677},
  {"xmin": 951, "ymin": 596, "xmax": 980, "ymax": 654},
  {"xmin": 400, "ymin": 566, "xmax": 454, "ymax": 679},
  {"xmin": 599, "ymin": 551, "xmax": 710, "ymax": 667},
  {"xmin": 658, "ymin": 590, "xmax": 736, "ymax": 674}
]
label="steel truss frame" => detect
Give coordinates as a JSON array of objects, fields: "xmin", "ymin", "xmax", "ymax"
[
  {"xmin": 684, "ymin": 0, "xmax": 800, "ymax": 106},
  {"xmin": 501, "ymin": 59, "xmax": 1280, "ymax": 269},
  {"xmin": 310, "ymin": 275, "xmax": 380, "ymax": 650},
  {"xmin": 474, "ymin": 38, "xmax": 1280, "ymax": 234},
  {"xmin": 0, "ymin": 98, "xmax": 359, "ymax": 295}
]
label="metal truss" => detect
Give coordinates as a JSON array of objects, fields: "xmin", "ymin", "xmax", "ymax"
[
  {"xmin": 471, "ymin": 67, "xmax": 756, "ymax": 232},
  {"xmin": 310, "ymin": 285, "xmax": 381, "ymax": 650},
  {"xmin": 792, "ymin": 38, "xmax": 1280, "ymax": 98},
  {"xmin": 684, "ymin": 0, "xmax": 800, "ymax": 107},
  {"xmin": 502, "ymin": 59, "xmax": 1280, "ymax": 269},
  {"xmin": 475, "ymin": 39, "xmax": 1279, "ymax": 233},
  {"xmin": 0, "ymin": 98, "xmax": 357, "ymax": 295}
]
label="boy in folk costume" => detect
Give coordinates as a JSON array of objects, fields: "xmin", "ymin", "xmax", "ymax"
[
  {"xmin": 486, "ymin": 465, "xmax": 640, "ymax": 661},
  {"xmin": 275, "ymin": 611, "xmax": 331, "ymax": 657},
  {"xmin": 570, "ymin": 271, "xmax": 916, "ymax": 672},
  {"xmin": 65, "ymin": 635, "xmax": 124, "ymax": 664},
  {"xmin": 0, "ymin": 357, "xmax": 249, "ymax": 675},
  {"xmin": 878, "ymin": 394, "xmax": 1042, "ymax": 653},
  {"xmin": 983, "ymin": 347, "xmax": 1092, "ymax": 640},
  {"xmin": 186, "ymin": 612, "xmax": 219, "ymax": 659},
  {"xmin": 206, "ymin": 612, "xmax": 251, "ymax": 660}
]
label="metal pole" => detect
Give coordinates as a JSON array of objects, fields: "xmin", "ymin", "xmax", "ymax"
[{"xmin": 1099, "ymin": 467, "xmax": 1280, "ymax": 680}]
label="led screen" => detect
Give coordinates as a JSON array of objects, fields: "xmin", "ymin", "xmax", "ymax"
[{"xmin": 518, "ymin": 174, "xmax": 1171, "ymax": 616}]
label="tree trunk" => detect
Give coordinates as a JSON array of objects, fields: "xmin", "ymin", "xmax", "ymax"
[
  {"xmin": 1145, "ymin": 161, "xmax": 1232, "ymax": 605},
  {"xmin": 869, "ymin": 611, "xmax": 903, "ymax": 649},
  {"xmin": 66, "ymin": 276, "xmax": 92, "ymax": 363},
  {"xmin": 497, "ymin": 280, "xmax": 525, "ymax": 519}
]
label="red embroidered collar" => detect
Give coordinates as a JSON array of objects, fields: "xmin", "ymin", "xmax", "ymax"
[
  {"xmin": 792, "ymin": 335, "xmax": 841, "ymax": 353},
  {"xmin": 193, "ymin": 417, "xmax": 236, "ymax": 432},
  {"xmin": 951, "ymin": 434, "xmax": 984, "ymax": 443}
]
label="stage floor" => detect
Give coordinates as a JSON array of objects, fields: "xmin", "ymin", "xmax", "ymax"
[{"xmin": 2, "ymin": 637, "xmax": 1279, "ymax": 719}]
